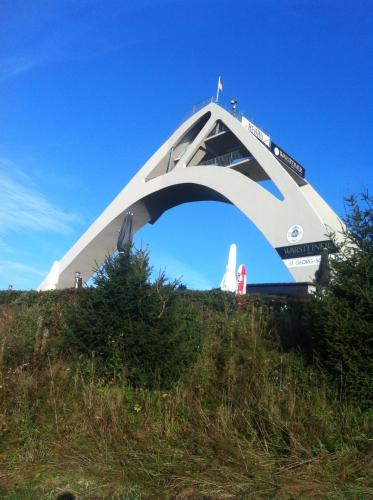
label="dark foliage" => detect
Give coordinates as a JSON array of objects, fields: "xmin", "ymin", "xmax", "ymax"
[
  {"xmin": 310, "ymin": 193, "xmax": 373, "ymax": 408},
  {"xmin": 62, "ymin": 246, "xmax": 202, "ymax": 388},
  {"xmin": 0, "ymin": 290, "xmax": 29, "ymax": 305},
  {"xmin": 275, "ymin": 193, "xmax": 373, "ymax": 409}
]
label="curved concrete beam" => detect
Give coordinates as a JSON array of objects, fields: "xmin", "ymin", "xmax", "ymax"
[{"xmin": 39, "ymin": 102, "xmax": 343, "ymax": 290}]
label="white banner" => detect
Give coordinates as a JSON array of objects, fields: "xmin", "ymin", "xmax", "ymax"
[
  {"xmin": 284, "ymin": 255, "xmax": 321, "ymax": 269},
  {"xmin": 241, "ymin": 116, "xmax": 271, "ymax": 147}
]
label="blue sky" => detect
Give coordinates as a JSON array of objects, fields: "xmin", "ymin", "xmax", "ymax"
[{"xmin": 0, "ymin": 0, "xmax": 372, "ymax": 290}]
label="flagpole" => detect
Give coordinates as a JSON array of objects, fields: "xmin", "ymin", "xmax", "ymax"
[{"xmin": 216, "ymin": 76, "xmax": 220, "ymax": 102}]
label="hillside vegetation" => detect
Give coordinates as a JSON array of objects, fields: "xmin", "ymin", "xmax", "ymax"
[{"xmin": 0, "ymin": 194, "xmax": 372, "ymax": 499}]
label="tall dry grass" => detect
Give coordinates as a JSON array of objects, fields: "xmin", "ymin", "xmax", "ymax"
[{"xmin": 0, "ymin": 297, "xmax": 372, "ymax": 498}]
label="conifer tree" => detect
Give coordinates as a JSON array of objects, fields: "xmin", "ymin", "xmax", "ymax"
[
  {"xmin": 64, "ymin": 245, "xmax": 201, "ymax": 388},
  {"xmin": 311, "ymin": 192, "xmax": 373, "ymax": 408}
]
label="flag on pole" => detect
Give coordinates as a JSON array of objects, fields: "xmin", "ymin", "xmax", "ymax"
[{"xmin": 216, "ymin": 76, "xmax": 223, "ymax": 102}]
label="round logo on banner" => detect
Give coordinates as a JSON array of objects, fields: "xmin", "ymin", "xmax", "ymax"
[
  {"xmin": 274, "ymin": 146, "xmax": 280, "ymax": 156},
  {"xmin": 287, "ymin": 225, "xmax": 304, "ymax": 243}
]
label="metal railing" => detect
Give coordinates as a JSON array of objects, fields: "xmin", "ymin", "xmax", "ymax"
[
  {"xmin": 190, "ymin": 96, "xmax": 215, "ymax": 115},
  {"xmin": 184, "ymin": 97, "xmax": 270, "ymax": 140},
  {"xmin": 200, "ymin": 149, "xmax": 251, "ymax": 167}
]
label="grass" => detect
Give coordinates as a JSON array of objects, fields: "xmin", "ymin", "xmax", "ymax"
[{"xmin": 0, "ymin": 292, "xmax": 372, "ymax": 498}]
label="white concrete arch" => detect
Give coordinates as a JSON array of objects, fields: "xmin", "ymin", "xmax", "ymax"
[{"xmin": 39, "ymin": 101, "xmax": 343, "ymax": 290}]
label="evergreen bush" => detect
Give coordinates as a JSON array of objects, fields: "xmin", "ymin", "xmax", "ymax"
[
  {"xmin": 276, "ymin": 193, "xmax": 372, "ymax": 409},
  {"xmin": 310, "ymin": 193, "xmax": 373, "ymax": 408},
  {"xmin": 63, "ymin": 245, "xmax": 202, "ymax": 388}
]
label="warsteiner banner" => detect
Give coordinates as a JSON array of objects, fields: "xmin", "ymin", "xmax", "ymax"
[
  {"xmin": 271, "ymin": 142, "xmax": 305, "ymax": 178},
  {"xmin": 276, "ymin": 240, "xmax": 337, "ymax": 260}
]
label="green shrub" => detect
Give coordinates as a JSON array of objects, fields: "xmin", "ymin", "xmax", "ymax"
[
  {"xmin": 311, "ymin": 193, "xmax": 372, "ymax": 408},
  {"xmin": 62, "ymin": 246, "xmax": 202, "ymax": 388},
  {"xmin": 274, "ymin": 193, "xmax": 373, "ymax": 409}
]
